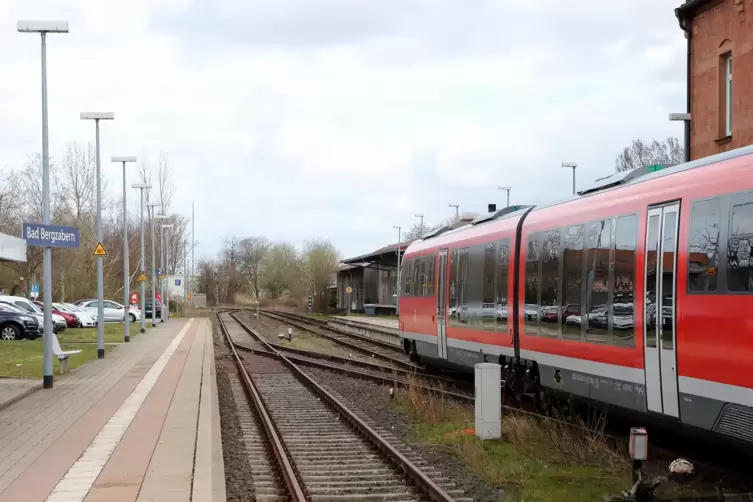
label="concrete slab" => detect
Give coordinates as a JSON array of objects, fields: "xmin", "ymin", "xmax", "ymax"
[{"xmin": 0, "ymin": 378, "xmax": 40, "ymax": 410}]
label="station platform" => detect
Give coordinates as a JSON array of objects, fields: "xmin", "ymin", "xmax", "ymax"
[
  {"xmin": 330, "ymin": 315, "xmax": 400, "ymax": 346},
  {"xmin": 0, "ymin": 318, "xmax": 225, "ymax": 502}
]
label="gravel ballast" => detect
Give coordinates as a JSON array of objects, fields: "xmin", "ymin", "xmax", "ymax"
[
  {"xmin": 304, "ymin": 367, "xmax": 506, "ymax": 502},
  {"xmin": 212, "ymin": 317, "xmax": 257, "ymax": 501}
]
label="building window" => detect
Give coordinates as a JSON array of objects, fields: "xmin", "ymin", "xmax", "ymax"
[{"xmin": 724, "ymin": 54, "xmax": 732, "ymax": 137}]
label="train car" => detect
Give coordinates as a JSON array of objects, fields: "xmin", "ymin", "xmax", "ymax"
[{"xmin": 399, "ymin": 144, "xmax": 753, "ymax": 444}]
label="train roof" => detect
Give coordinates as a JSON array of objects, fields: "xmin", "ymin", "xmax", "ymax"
[{"xmin": 405, "ymin": 144, "xmax": 753, "ymax": 254}]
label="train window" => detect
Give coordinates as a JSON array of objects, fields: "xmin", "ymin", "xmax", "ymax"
[
  {"xmin": 426, "ymin": 255, "xmax": 435, "ymax": 296},
  {"xmin": 524, "ymin": 233, "xmax": 542, "ymax": 336},
  {"xmin": 401, "ymin": 259, "xmax": 412, "ymax": 297},
  {"xmin": 466, "ymin": 244, "xmax": 485, "ymax": 328},
  {"xmin": 728, "ymin": 201, "xmax": 753, "ymax": 292},
  {"xmin": 495, "ymin": 239, "xmax": 511, "ymax": 331},
  {"xmin": 584, "ymin": 220, "xmax": 612, "ymax": 343},
  {"xmin": 482, "ymin": 242, "xmax": 497, "ymax": 330},
  {"xmin": 540, "ymin": 230, "xmax": 561, "ymax": 337},
  {"xmin": 449, "ymin": 249, "xmax": 459, "ymax": 325},
  {"xmin": 561, "ymin": 225, "xmax": 584, "ymax": 340},
  {"xmin": 613, "ymin": 214, "xmax": 637, "ymax": 347},
  {"xmin": 450, "ymin": 248, "xmax": 469, "ymax": 327},
  {"xmin": 688, "ymin": 198, "xmax": 721, "ymax": 293},
  {"xmin": 412, "ymin": 258, "xmax": 421, "ymax": 297}
]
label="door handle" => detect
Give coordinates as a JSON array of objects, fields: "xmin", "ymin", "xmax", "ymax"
[{"xmin": 432, "ymin": 315, "xmax": 435, "ymax": 323}]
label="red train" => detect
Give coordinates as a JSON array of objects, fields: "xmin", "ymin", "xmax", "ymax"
[{"xmin": 399, "ymin": 145, "xmax": 753, "ymax": 444}]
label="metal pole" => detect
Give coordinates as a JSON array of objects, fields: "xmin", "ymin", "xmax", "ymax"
[
  {"xmin": 506, "ymin": 189, "xmax": 510, "ymax": 207},
  {"xmin": 571, "ymin": 166, "xmax": 576, "ymax": 195},
  {"xmin": 684, "ymin": 120, "xmax": 691, "ymax": 163},
  {"xmin": 394, "ymin": 226, "xmax": 402, "ymax": 316},
  {"xmin": 159, "ymin": 223, "xmax": 164, "ymax": 323},
  {"xmin": 139, "ymin": 189, "xmax": 146, "ymax": 333},
  {"xmin": 150, "ymin": 206, "xmax": 156, "ymax": 328},
  {"xmin": 191, "ymin": 201, "xmax": 195, "ymax": 302},
  {"xmin": 40, "ymin": 32, "xmax": 53, "ymax": 388},
  {"xmin": 95, "ymin": 118, "xmax": 104, "ymax": 359},
  {"xmin": 122, "ymin": 162, "xmax": 130, "ymax": 342},
  {"xmin": 184, "ymin": 240, "xmax": 188, "ymax": 304},
  {"xmin": 419, "ymin": 216, "xmax": 424, "ymax": 236}
]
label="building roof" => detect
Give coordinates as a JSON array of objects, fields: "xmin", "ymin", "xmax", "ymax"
[
  {"xmin": 675, "ymin": 0, "xmax": 712, "ymax": 27},
  {"xmin": 341, "ymin": 241, "xmax": 414, "ymax": 265}
]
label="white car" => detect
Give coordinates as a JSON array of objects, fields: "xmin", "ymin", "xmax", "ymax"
[
  {"xmin": 77, "ymin": 300, "xmax": 142, "ymax": 323},
  {"xmin": 55, "ymin": 303, "xmax": 97, "ymax": 328},
  {"xmin": 0, "ymin": 295, "xmax": 67, "ymax": 333}
]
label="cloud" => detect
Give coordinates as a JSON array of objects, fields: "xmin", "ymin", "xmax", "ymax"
[{"xmin": 0, "ymin": 0, "xmax": 688, "ymax": 261}]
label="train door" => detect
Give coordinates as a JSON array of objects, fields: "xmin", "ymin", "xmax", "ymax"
[
  {"xmin": 436, "ymin": 249, "xmax": 449, "ymax": 359},
  {"xmin": 643, "ymin": 203, "xmax": 680, "ymax": 417}
]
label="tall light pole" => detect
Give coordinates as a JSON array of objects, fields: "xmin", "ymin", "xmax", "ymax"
[
  {"xmin": 18, "ymin": 20, "xmax": 69, "ymax": 389},
  {"xmin": 161, "ymin": 223, "xmax": 174, "ymax": 322},
  {"xmin": 561, "ymin": 162, "xmax": 577, "ymax": 195},
  {"xmin": 113, "ymin": 156, "xmax": 137, "ymax": 342},
  {"xmin": 448, "ymin": 203, "xmax": 459, "ymax": 221},
  {"xmin": 191, "ymin": 201, "xmax": 195, "ymax": 304},
  {"xmin": 498, "ymin": 186, "xmax": 511, "ymax": 207},
  {"xmin": 132, "ymin": 183, "xmax": 152, "ymax": 333},
  {"xmin": 669, "ymin": 112, "xmax": 691, "ymax": 163},
  {"xmin": 393, "ymin": 225, "xmax": 402, "ymax": 316},
  {"xmin": 414, "ymin": 213, "xmax": 424, "ymax": 237},
  {"xmin": 147, "ymin": 203, "xmax": 161, "ymax": 327},
  {"xmin": 81, "ymin": 111, "xmax": 115, "ymax": 359}
]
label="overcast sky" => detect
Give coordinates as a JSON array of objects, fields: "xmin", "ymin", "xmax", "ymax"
[{"xmin": 1, "ymin": 1, "xmax": 686, "ymax": 261}]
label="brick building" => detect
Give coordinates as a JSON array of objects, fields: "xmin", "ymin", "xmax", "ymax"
[{"xmin": 676, "ymin": 0, "xmax": 753, "ymax": 160}]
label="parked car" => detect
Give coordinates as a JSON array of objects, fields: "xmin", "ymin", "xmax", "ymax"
[
  {"xmin": 54, "ymin": 303, "xmax": 97, "ymax": 328},
  {"xmin": 32, "ymin": 301, "xmax": 79, "ymax": 327},
  {"xmin": 0, "ymin": 295, "xmax": 66, "ymax": 333},
  {"xmin": 143, "ymin": 299, "xmax": 162, "ymax": 318},
  {"xmin": 76, "ymin": 299, "xmax": 141, "ymax": 323},
  {"xmin": 0, "ymin": 304, "xmax": 41, "ymax": 340}
]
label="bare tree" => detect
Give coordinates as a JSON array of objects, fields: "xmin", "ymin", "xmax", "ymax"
[
  {"xmin": 239, "ymin": 237, "xmax": 270, "ymax": 299},
  {"xmin": 157, "ymin": 152, "xmax": 174, "ymax": 211},
  {"xmin": 615, "ymin": 137, "xmax": 684, "ymax": 172},
  {"xmin": 59, "ymin": 142, "xmax": 97, "ymax": 221},
  {"xmin": 261, "ymin": 243, "xmax": 300, "ymax": 299},
  {"xmin": 301, "ymin": 239, "xmax": 340, "ymax": 312}
]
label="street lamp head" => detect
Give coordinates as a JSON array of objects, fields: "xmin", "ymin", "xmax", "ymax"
[
  {"xmin": 161, "ymin": 224, "xmax": 174, "ymax": 229},
  {"xmin": 669, "ymin": 112, "xmax": 691, "ymax": 121},
  {"xmin": 17, "ymin": 21, "xmax": 69, "ymax": 33},
  {"xmin": 146, "ymin": 202, "xmax": 161, "ymax": 208},
  {"xmin": 448, "ymin": 203, "xmax": 458, "ymax": 207},
  {"xmin": 561, "ymin": 161, "xmax": 577, "ymax": 168},
  {"xmin": 154, "ymin": 213, "xmax": 169, "ymax": 219},
  {"xmin": 112, "ymin": 156, "xmax": 137, "ymax": 163},
  {"xmin": 393, "ymin": 225, "xmax": 401, "ymax": 230},
  {"xmin": 414, "ymin": 213, "xmax": 423, "ymax": 218},
  {"xmin": 132, "ymin": 183, "xmax": 152, "ymax": 189},
  {"xmin": 80, "ymin": 112, "xmax": 114, "ymax": 121},
  {"xmin": 498, "ymin": 186, "xmax": 511, "ymax": 191}
]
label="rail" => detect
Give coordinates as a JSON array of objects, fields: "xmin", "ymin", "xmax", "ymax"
[
  {"xmin": 217, "ymin": 313, "xmax": 307, "ymax": 501},
  {"xmin": 227, "ymin": 311, "xmax": 457, "ymax": 502}
]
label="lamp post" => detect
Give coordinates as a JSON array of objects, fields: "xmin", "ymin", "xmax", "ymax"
[
  {"xmin": 113, "ymin": 156, "xmax": 137, "ymax": 342},
  {"xmin": 147, "ymin": 203, "xmax": 162, "ymax": 327},
  {"xmin": 561, "ymin": 162, "xmax": 577, "ymax": 195},
  {"xmin": 393, "ymin": 225, "xmax": 402, "ymax": 316},
  {"xmin": 669, "ymin": 112, "xmax": 691, "ymax": 163},
  {"xmin": 161, "ymin": 223, "xmax": 174, "ymax": 322},
  {"xmin": 448, "ymin": 203, "xmax": 459, "ymax": 221},
  {"xmin": 81, "ymin": 111, "xmax": 115, "ymax": 359},
  {"xmin": 414, "ymin": 213, "xmax": 424, "ymax": 237},
  {"xmin": 17, "ymin": 20, "xmax": 69, "ymax": 388},
  {"xmin": 132, "ymin": 183, "xmax": 152, "ymax": 333},
  {"xmin": 498, "ymin": 186, "xmax": 511, "ymax": 207}
]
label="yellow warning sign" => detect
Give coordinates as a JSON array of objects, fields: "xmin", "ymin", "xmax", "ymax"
[
  {"xmin": 93, "ymin": 242, "xmax": 107, "ymax": 256},
  {"xmin": 138, "ymin": 273, "xmax": 147, "ymax": 282}
]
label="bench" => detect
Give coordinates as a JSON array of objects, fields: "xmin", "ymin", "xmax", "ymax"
[{"xmin": 52, "ymin": 333, "xmax": 82, "ymax": 374}]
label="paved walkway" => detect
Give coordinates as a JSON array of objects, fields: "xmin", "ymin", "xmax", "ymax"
[
  {"xmin": 0, "ymin": 318, "xmax": 225, "ymax": 502},
  {"xmin": 0, "ymin": 378, "xmax": 40, "ymax": 410},
  {"xmin": 333, "ymin": 315, "xmax": 399, "ymax": 330}
]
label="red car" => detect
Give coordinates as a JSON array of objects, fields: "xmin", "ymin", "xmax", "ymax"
[{"xmin": 32, "ymin": 301, "xmax": 79, "ymax": 327}]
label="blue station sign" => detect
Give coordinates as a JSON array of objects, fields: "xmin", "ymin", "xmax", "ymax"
[{"xmin": 22, "ymin": 223, "xmax": 80, "ymax": 249}]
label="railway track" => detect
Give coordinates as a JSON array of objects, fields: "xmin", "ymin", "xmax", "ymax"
[
  {"xmin": 218, "ymin": 311, "xmax": 473, "ymax": 501},
  {"xmin": 257, "ymin": 309, "xmax": 415, "ymax": 368}
]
